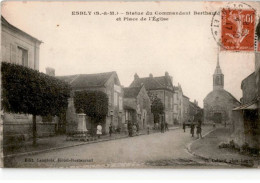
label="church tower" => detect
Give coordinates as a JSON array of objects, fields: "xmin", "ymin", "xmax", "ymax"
[{"xmin": 213, "ymin": 52, "xmax": 224, "ymax": 90}]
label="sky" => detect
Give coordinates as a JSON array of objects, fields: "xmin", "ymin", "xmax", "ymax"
[{"xmin": 1, "ymin": 1, "xmax": 259, "ymax": 107}]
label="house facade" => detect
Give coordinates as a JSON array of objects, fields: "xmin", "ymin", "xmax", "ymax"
[
  {"xmin": 57, "ymin": 71, "xmax": 123, "ymax": 134},
  {"xmin": 0, "ymin": 16, "xmax": 56, "ymax": 146},
  {"xmin": 129, "ymin": 72, "xmax": 175, "ymax": 125},
  {"xmin": 173, "ymin": 84, "xmax": 183, "ymax": 124},
  {"xmin": 123, "ymin": 85, "xmax": 152, "ymax": 130},
  {"xmin": 182, "ymin": 95, "xmax": 190, "ymax": 123},
  {"xmin": 231, "ymin": 52, "xmax": 260, "ymax": 150}
]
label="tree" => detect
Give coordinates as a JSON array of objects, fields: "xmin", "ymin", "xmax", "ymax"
[
  {"xmin": 74, "ymin": 90, "xmax": 108, "ymax": 134},
  {"xmin": 150, "ymin": 95, "xmax": 164, "ymax": 123},
  {"xmin": 1, "ymin": 62, "xmax": 71, "ymax": 145}
]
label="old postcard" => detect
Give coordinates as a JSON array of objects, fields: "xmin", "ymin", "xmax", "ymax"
[{"xmin": 0, "ymin": 0, "xmax": 260, "ymax": 169}]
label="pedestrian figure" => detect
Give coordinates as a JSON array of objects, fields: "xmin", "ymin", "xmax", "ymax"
[
  {"xmin": 128, "ymin": 122, "xmax": 133, "ymax": 137},
  {"xmin": 183, "ymin": 122, "xmax": 186, "ymax": 132},
  {"xmin": 124, "ymin": 123, "xmax": 128, "ymax": 135},
  {"xmin": 161, "ymin": 122, "xmax": 164, "ymax": 133},
  {"xmin": 132, "ymin": 123, "xmax": 137, "ymax": 136},
  {"xmin": 147, "ymin": 126, "xmax": 150, "ymax": 135},
  {"xmin": 196, "ymin": 124, "xmax": 202, "ymax": 139},
  {"xmin": 96, "ymin": 123, "xmax": 102, "ymax": 139},
  {"xmin": 213, "ymin": 122, "xmax": 216, "ymax": 128},
  {"xmin": 190, "ymin": 122, "xmax": 195, "ymax": 137},
  {"xmin": 109, "ymin": 123, "xmax": 113, "ymax": 137},
  {"xmin": 136, "ymin": 122, "xmax": 140, "ymax": 135},
  {"xmin": 165, "ymin": 122, "xmax": 169, "ymax": 131}
]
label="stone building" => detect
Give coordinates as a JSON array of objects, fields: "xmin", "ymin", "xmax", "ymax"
[
  {"xmin": 203, "ymin": 56, "xmax": 240, "ymax": 125},
  {"xmin": 189, "ymin": 100, "xmax": 203, "ymax": 122},
  {"xmin": 57, "ymin": 71, "xmax": 123, "ymax": 134},
  {"xmin": 0, "ymin": 17, "xmax": 59, "ymax": 146},
  {"xmin": 182, "ymin": 95, "xmax": 190, "ymax": 123},
  {"xmin": 231, "ymin": 52, "xmax": 260, "ymax": 150},
  {"xmin": 173, "ymin": 84, "xmax": 183, "ymax": 124},
  {"xmin": 123, "ymin": 85, "xmax": 152, "ymax": 130},
  {"xmin": 129, "ymin": 72, "xmax": 175, "ymax": 125}
]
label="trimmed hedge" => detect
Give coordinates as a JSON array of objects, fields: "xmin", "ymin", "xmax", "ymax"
[
  {"xmin": 1, "ymin": 62, "xmax": 71, "ymax": 145},
  {"xmin": 1, "ymin": 62, "xmax": 71, "ymax": 116},
  {"xmin": 74, "ymin": 90, "xmax": 108, "ymax": 123}
]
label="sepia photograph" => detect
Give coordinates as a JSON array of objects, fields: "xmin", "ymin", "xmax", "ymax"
[{"xmin": 0, "ymin": 0, "xmax": 260, "ymax": 170}]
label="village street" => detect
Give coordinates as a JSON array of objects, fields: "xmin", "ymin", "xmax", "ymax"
[{"xmin": 5, "ymin": 126, "xmax": 235, "ymax": 168}]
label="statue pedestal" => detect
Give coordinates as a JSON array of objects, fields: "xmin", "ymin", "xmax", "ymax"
[{"xmin": 77, "ymin": 113, "xmax": 88, "ymax": 133}]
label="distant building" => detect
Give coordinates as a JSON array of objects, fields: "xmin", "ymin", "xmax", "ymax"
[
  {"xmin": 57, "ymin": 71, "xmax": 123, "ymax": 134},
  {"xmin": 182, "ymin": 95, "xmax": 190, "ymax": 123},
  {"xmin": 129, "ymin": 72, "xmax": 175, "ymax": 125},
  {"xmin": 173, "ymin": 84, "xmax": 183, "ymax": 124},
  {"xmin": 123, "ymin": 85, "xmax": 152, "ymax": 129},
  {"xmin": 203, "ymin": 55, "xmax": 240, "ymax": 125},
  {"xmin": 189, "ymin": 100, "xmax": 203, "ymax": 122}
]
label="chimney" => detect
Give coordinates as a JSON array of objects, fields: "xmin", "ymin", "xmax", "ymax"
[
  {"xmin": 149, "ymin": 73, "xmax": 153, "ymax": 78},
  {"xmin": 134, "ymin": 73, "xmax": 139, "ymax": 80},
  {"xmin": 46, "ymin": 67, "xmax": 55, "ymax": 76}
]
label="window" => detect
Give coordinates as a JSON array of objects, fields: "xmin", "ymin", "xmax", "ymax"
[
  {"xmin": 107, "ymin": 91, "xmax": 112, "ymax": 105},
  {"xmin": 18, "ymin": 47, "xmax": 28, "ymax": 67},
  {"xmin": 114, "ymin": 92, "xmax": 118, "ymax": 106},
  {"xmin": 165, "ymin": 96, "xmax": 168, "ymax": 108},
  {"xmin": 119, "ymin": 96, "xmax": 123, "ymax": 110}
]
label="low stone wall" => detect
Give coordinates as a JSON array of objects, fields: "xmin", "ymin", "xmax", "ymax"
[{"xmin": 3, "ymin": 122, "xmax": 57, "ymax": 146}]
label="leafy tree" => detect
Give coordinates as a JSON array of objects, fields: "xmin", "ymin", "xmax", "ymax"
[
  {"xmin": 1, "ymin": 62, "xmax": 71, "ymax": 145},
  {"xmin": 74, "ymin": 90, "xmax": 108, "ymax": 134},
  {"xmin": 149, "ymin": 94, "xmax": 164, "ymax": 123}
]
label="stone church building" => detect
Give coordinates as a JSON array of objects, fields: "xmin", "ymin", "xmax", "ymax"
[{"xmin": 203, "ymin": 56, "xmax": 240, "ymax": 125}]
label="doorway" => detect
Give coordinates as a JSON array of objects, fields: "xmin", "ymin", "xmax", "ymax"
[{"xmin": 213, "ymin": 113, "xmax": 222, "ymax": 123}]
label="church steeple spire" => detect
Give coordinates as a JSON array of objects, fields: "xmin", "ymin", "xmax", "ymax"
[{"xmin": 213, "ymin": 49, "xmax": 224, "ymax": 90}]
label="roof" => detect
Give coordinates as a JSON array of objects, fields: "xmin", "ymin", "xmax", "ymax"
[
  {"xmin": 204, "ymin": 89, "xmax": 240, "ymax": 104},
  {"xmin": 56, "ymin": 71, "xmax": 116, "ymax": 89},
  {"xmin": 123, "ymin": 100, "xmax": 136, "ymax": 111},
  {"xmin": 130, "ymin": 75, "xmax": 174, "ymax": 91},
  {"xmin": 1, "ymin": 16, "xmax": 43, "ymax": 43},
  {"xmin": 241, "ymin": 72, "xmax": 255, "ymax": 88},
  {"xmin": 183, "ymin": 95, "xmax": 189, "ymax": 99},
  {"xmin": 123, "ymin": 86, "xmax": 142, "ymax": 98},
  {"xmin": 233, "ymin": 99, "xmax": 258, "ymax": 110}
]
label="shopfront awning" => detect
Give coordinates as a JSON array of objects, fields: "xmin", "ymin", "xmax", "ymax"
[{"xmin": 233, "ymin": 101, "xmax": 258, "ymax": 111}]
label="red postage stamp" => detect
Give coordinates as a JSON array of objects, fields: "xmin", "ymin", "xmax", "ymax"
[{"xmin": 221, "ymin": 9, "xmax": 255, "ymax": 51}]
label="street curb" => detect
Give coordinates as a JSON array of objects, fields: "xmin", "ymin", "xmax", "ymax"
[
  {"xmin": 186, "ymin": 128, "xmax": 217, "ymax": 160},
  {"xmin": 4, "ymin": 127, "xmax": 180, "ymax": 158},
  {"xmin": 185, "ymin": 128, "xmax": 258, "ymax": 167}
]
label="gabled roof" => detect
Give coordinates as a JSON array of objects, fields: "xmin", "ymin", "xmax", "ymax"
[
  {"xmin": 57, "ymin": 71, "xmax": 116, "ymax": 89},
  {"xmin": 130, "ymin": 75, "xmax": 174, "ymax": 91},
  {"xmin": 123, "ymin": 86, "xmax": 142, "ymax": 98},
  {"xmin": 1, "ymin": 16, "xmax": 43, "ymax": 43}
]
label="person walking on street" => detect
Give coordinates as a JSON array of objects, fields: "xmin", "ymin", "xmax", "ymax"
[
  {"xmin": 161, "ymin": 122, "xmax": 165, "ymax": 133},
  {"xmin": 124, "ymin": 122, "xmax": 128, "ymax": 135},
  {"xmin": 136, "ymin": 122, "xmax": 139, "ymax": 135},
  {"xmin": 109, "ymin": 123, "xmax": 113, "ymax": 137},
  {"xmin": 165, "ymin": 122, "xmax": 169, "ymax": 131},
  {"xmin": 183, "ymin": 121, "xmax": 186, "ymax": 132},
  {"xmin": 128, "ymin": 122, "xmax": 133, "ymax": 137},
  {"xmin": 196, "ymin": 124, "xmax": 202, "ymax": 139},
  {"xmin": 96, "ymin": 123, "xmax": 102, "ymax": 139},
  {"xmin": 190, "ymin": 122, "xmax": 195, "ymax": 137}
]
